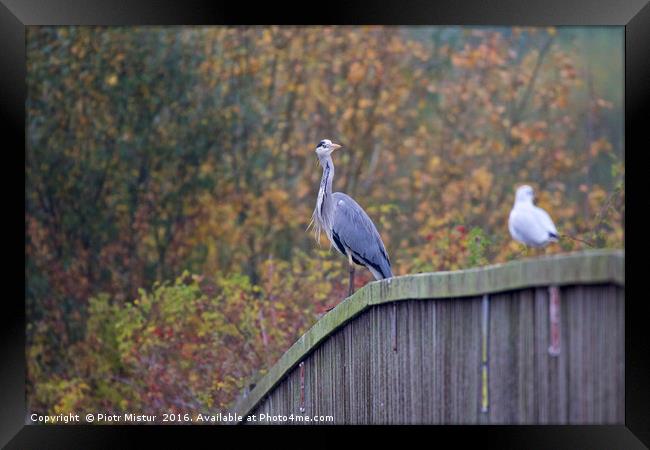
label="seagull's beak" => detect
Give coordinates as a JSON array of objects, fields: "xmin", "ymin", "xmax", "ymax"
[{"xmin": 330, "ymin": 143, "xmax": 342, "ymax": 151}]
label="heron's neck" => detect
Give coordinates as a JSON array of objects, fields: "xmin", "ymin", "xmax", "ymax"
[
  {"xmin": 311, "ymin": 155, "xmax": 336, "ymax": 244},
  {"xmin": 316, "ymin": 155, "xmax": 336, "ymax": 229},
  {"xmin": 319, "ymin": 155, "xmax": 334, "ymax": 197}
]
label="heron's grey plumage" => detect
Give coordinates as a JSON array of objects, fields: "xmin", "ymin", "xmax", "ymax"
[
  {"xmin": 330, "ymin": 192, "xmax": 393, "ymax": 279},
  {"xmin": 309, "ymin": 139, "xmax": 393, "ymax": 281},
  {"xmin": 508, "ymin": 185, "xmax": 559, "ymax": 247}
]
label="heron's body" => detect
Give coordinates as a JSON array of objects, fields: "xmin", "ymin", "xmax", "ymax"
[
  {"xmin": 508, "ymin": 185, "xmax": 559, "ymax": 247},
  {"xmin": 310, "ymin": 140, "xmax": 392, "ymax": 294},
  {"xmin": 330, "ymin": 192, "xmax": 392, "ymax": 279}
]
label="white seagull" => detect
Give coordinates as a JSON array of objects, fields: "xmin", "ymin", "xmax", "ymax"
[{"xmin": 508, "ymin": 185, "xmax": 559, "ymax": 247}]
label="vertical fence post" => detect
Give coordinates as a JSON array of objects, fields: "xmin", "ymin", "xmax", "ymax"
[
  {"xmin": 299, "ymin": 361, "xmax": 305, "ymax": 413},
  {"xmin": 548, "ymin": 286, "xmax": 561, "ymax": 356},
  {"xmin": 392, "ymin": 302, "xmax": 397, "ymax": 352},
  {"xmin": 480, "ymin": 294, "xmax": 490, "ymax": 414}
]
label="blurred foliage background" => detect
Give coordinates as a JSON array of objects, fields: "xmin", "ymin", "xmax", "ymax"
[{"xmin": 26, "ymin": 26, "xmax": 624, "ymax": 417}]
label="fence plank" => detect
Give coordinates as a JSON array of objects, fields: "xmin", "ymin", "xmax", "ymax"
[{"xmin": 236, "ymin": 251, "xmax": 624, "ymax": 425}]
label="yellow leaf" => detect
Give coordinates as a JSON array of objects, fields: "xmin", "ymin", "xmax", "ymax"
[{"xmin": 105, "ymin": 74, "xmax": 118, "ymax": 86}]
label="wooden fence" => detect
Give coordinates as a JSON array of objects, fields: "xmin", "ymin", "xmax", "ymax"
[{"xmin": 233, "ymin": 250, "xmax": 624, "ymax": 424}]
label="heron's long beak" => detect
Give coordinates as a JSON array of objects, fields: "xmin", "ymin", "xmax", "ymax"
[{"xmin": 331, "ymin": 143, "xmax": 342, "ymax": 151}]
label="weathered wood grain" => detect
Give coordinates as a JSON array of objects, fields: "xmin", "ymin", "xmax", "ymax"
[{"xmin": 234, "ymin": 250, "xmax": 624, "ymax": 424}]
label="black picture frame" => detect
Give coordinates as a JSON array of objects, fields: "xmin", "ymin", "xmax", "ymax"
[{"xmin": 5, "ymin": 0, "xmax": 649, "ymax": 447}]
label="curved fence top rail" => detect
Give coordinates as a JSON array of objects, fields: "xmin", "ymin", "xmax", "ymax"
[{"xmin": 232, "ymin": 249, "xmax": 624, "ymax": 421}]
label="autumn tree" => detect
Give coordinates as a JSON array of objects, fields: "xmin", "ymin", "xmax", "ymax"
[{"xmin": 26, "ymin": 26, "xmax": 624, "ymax": 415}]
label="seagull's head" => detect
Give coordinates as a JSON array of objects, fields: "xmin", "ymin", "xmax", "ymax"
[
  {"xmin": 515, "ymin": 185, "xmax": 535, "ymax": 204},
  {"xmin": 315, "ymin": 139, "xmax": 342, "ymax": 159}
]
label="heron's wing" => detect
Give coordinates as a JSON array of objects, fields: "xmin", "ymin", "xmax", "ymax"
[
  {"xmin": 331, "ymin": 192, "xmax": 392, "ymax": 279},
  {"xmin": 508, "ymin": 204, "xmax": 551, "ymax": 246}
]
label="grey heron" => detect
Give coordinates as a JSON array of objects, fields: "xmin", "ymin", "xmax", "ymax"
[
  {"xmin": 309, "ymin": 139, "xmax": 393, "ymax": 297},
  {"xmin": 508, "ymin": 185, "xmax": 559, "ymax": 248}
]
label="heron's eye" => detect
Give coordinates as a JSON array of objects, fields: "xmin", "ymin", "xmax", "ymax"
[{"xmin": 318, "ymin": 140, "xmax": 325, "ymax": 147}]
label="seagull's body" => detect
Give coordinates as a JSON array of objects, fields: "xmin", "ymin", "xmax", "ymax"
[
  {"xmin": 309, "ymin": 139, "xmax": 392, "ymax": 296},
  {"xmin": 508, "ymin": 185, "xmax": 559, "ymax": 247}
]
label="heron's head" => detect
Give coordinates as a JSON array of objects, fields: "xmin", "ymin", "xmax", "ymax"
[
  {"xmin": 515, "ymin": 185, "xmax": 535, "ymax": 204},
  {"xmin": 315, "ymin": 139, "xmax": 342, "ymax": 158}
]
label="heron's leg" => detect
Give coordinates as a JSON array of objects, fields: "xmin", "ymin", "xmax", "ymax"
[
  {"xmin": 323, "ymin": 253, "xmax": 355, "ymax": 314},
  {"xmin": 347, "ymin": 251, "xmax": 355, "ymax": 297}
]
